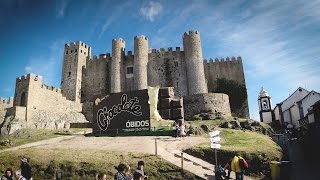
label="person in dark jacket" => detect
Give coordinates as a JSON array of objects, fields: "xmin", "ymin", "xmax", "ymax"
[{"xmin": 20, "ymin": 158, "xmax": 32, "ymax": 180}]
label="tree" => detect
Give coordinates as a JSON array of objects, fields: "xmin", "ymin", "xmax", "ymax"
[{"xmin": 214, "ymin": 78, "xmax": 248, "ymax": 117}]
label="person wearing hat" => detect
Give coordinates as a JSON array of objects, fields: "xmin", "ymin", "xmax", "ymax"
[{"xmin": 20, "ymin": 158, "xmax": 32, "ymax": 180}]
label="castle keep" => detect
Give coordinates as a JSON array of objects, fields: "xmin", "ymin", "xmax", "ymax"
[{"xmin": 0, "ymin": 30, "xmax": 248, "ymax": 132}]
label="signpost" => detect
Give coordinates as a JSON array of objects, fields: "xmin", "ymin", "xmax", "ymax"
[{"xmin": 209, "ymin": 130, "xmax": 221, "ymax": 173}]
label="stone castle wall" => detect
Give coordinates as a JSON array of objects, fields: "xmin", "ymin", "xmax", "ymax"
[
  {"xmin": 81, "ymin": 54, "xmax": 111, "ymax": 102},
  {"xmin": 13, "ymin": 73, "xmax": 86, "ymax": 129},
  {"xmin": 183, "ymin": 93, "xmax": 231, "ymax": 117},
  {"xmin": 77, "ymin": 31, "xmax": 248, "ymax": 117},
  {"xmin": 204, "ymin": 57, "xmax": 245, "ymax": 91}
]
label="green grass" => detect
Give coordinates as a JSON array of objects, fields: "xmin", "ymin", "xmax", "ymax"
[
  {"xmin": 198, "ymin": 128, "xmax": 282, "ymax": 158},
  {"xmin": 0, "ymin": 148, "xmax": 199, "ymax": 180},
  {"xmin": 184, "ymin": 128, "xmax": 282, "ymax": 178},
  {"xmin": 0, "ymin": 128, "xmax": 88, "ymax": 150}
]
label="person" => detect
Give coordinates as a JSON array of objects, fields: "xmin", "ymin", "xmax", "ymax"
[
  {"xmin": 14, "ymin": 170, "xmax": 26, "ymax": 180},
  {"xmin": 1, "ymin": 168, "xmax": 14, "ymax": 180},
  {"xmin": 134, "ymin": 161, "xmax": 148, "ymax": 179},
  {"xmin": 173, "ymin": 122, "xmax": 180, "ymax": 138},
  {"xmin": 179, "ymin": 122, "xmax": 186, "ymax": 140},
  {"xmin": 231, "ymin": 156, "xmax": 245, "ymax": 180},
  {"xmin": 124, "ymin": 165, "xmax": 132, "ymax": 180},
  {"xmin": 114, "ymin": 164, "xmax": 130, "ymax": 180},
  {"xmin": 133, "ymin": 171, "xmax": 143, "ymax": 180},
  {"xmin": 20, "ymin": 158, "xmax": 32, "ymax": 180},
  {"xmin": 97, "ymin": 172, "xmax": 107, "ymax": 180},
  {"xmin": 223, "ymin": 158, "xmax": 232, "ymax": 179}
]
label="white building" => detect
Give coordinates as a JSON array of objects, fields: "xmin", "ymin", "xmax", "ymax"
[
  {"xmin": 258, "ymin": 87, "xmax": 273, "ymax": 123},
  {"xmin": 272, "ymin": 87, "xmax": 320, "ymax": 128}
]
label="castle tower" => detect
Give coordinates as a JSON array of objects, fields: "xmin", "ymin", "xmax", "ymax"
[
  {"xmin": 61, "ymin": 41, "xmax": 91, "ymax": 102},
  {"xmin": 111, "ymin": 38, "xmax": 125, "ymax": 93},
  {"xmin": 183, "ymin": 31, "xmax": 208, "ymax": 95},
  {"xmin": 258, "ymin": 87, "xmax": 273, "ymax": 123},
  {"xmin": 133, "ymin": 35, "xmax": 148, "ymax": 90}
]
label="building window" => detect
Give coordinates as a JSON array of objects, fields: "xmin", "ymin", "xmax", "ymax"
[
  {"xmin": 81, "ymin": 42, "xmax": 83, "ymax": 46},
  {"xmin": 85, "ymin": 45, "xmax": 87, "ymax": 48},
  {"xmin": 127, "ymin": 67, "xmax": 133, "ymax": 74},
  {"xmin": 65, "ymin": 50, "xmax": 68, "ymax": 54},
  {"xmin": 81, "ymin": 50, "xmax": 83, "ymax": 53},
  {"xmin": 84, "ymin": 52, "xmax": 86, "ymax": 55},
  {"xmin": 68, "ymin": 72, "xmax": 71, "ymax": 77},
  {"xmin": 71, "ymin": 50, "xmax": 73, "ymax": 53},
  {"xmin": 75, "ymin": 49, "xmax": 77, "ymax": 52}
]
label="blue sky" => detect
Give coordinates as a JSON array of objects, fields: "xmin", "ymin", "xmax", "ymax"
[{"xmin": 0, "ymin": 0, "xmax": 319, "ymax": 120}]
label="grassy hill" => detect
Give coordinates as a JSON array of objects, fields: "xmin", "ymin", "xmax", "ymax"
[
  {"xmin": 184, "ymin": 119, "xmax": 282, "ymax": 179},
  {"xmin": 0, "ymin": 148, "xmax": 198, "ymax": 180}
]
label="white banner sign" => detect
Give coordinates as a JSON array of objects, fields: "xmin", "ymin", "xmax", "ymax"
[
  {"xmin": 210, "ymin": 136, "xmax": 221, "ymax": 143},
  {"xmin": 211, "ymin": 143, "xmax": 221, "ymax": 149},
  {"xmin": 209, "ymin": 130, "xmax": 220, "ymax": 137}
]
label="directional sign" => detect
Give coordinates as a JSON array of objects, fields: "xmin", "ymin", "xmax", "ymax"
[
  {"xmin": 209, "ymin": 130, "xmax": 220, "ymax": 137},
  {"xmin": 211, "ymin": 143, "xmax": 221, "ymax": 149},
  {"xmin": 210, "ymin": 136, "xmax": 221, "ymax": 143}
]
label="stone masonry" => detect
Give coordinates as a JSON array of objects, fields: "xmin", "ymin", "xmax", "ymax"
[{"xmin": 0, "ymin": 30, "xmax": 249, "ymax": 133}]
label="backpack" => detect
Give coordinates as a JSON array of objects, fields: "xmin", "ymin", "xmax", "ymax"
[{"xmin": 238, "ymin": 156, "xmax": 249, "ymax": 170}]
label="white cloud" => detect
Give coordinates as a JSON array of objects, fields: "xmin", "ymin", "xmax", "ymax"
[
  {"xmin": 140, "ymin": 1, "xmax": 163, "ymax": 22},
  {"xmin": 56, "ymin": 0, "xmax": 69, "ymax": 18}
]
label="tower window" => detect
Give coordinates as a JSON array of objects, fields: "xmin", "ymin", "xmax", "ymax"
[
  {"xmin": 71, "ymin": 50, "xmax": 73, "ymax": 53},
  {"xmin": 127, "ymin": 67, "xmax": 133, "ymax": 74},
  {"xmin": 84, "ymin": 52, "xmax": 86, "ymax": 55},
  {"xmin": 85, "ymin": 45, "xmax": 87, "ymax": 48},
  {"xmin": 68, "ymin": 72, "xmax": 71, "ymax": 77},
  {"xmin": 81, "ymin": 42, "xmax": 83, "ymax": 46},
  {"xmin": 65, "ymin": 50, "xmax": 68, "ymax": 54},
  {"xmin": 81, "ymin": 50, "xmax": 83, "ymax": 53},
  {"xmin": 75, "ymin": 49, "xmax": 77, "ymax": 52}
]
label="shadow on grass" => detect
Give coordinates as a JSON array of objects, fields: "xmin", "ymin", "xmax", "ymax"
[{"xmin": 85, "ymin": 130, "xmax": 174, "ymax": 137}]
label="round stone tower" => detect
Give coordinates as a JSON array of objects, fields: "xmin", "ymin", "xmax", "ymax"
[
  {"xmin": 133, "ymin": 35, "xmax": 148, "ymax": 90},
  {"xmin": 111, "ymin": 38, "xmax": 125, "ymax": 93},
  {"xmin": 183, "ymin": 31, "xmax": 208, "ymax": 95}
]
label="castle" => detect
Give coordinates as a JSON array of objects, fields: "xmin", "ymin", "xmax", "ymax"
[{"xmin": 0, "ymin": 31, "xmax": 248, "ymax": 132}]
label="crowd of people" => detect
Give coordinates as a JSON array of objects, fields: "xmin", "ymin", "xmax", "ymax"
[
  {"xmin": 1, "ymin": 159, "xmax": 147, "ymax": 180},
  {"xmin": 99, "ymin": 161, "xmax": 147, "ymax": 180},
  {"xmin": 1, "ymin": 158, "xmax": 32, "ymax": 180}
]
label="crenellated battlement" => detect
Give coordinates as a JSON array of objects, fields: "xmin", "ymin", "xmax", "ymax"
[
  {"xmin": 205, "ymin": 56, "xmax": 243, "ymax": 64},
  {"xmin": 183, "ymin": 30, "xmax": 200, "ymax": 38},
  {"xmin": 41, "ymin": 84, "xmax": 62, "ymax": 94},
  {"xmin": 112, "ymin": 38, "xmax": 125, "ymax": 43},
  {"xmin": 0, "ymin": 97, "xmax": 14, "ymax": 106},
  {"xmin": 134, "ymin": 35, "xmax": 148, "ymax": 40},
  {"xmin": 16, "ymin": 73, "xmax": 43, "ymax": 83}
]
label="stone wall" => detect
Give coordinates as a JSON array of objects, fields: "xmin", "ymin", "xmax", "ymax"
[
  {"xmin": 147, "ymin": 48, "xmax": 188, "ymax": 96},
  {"xmin": 12, "ymin": 73, "xmax": 86, "ymax": 128},
  {"xmin": 61, "ymin": 41, "xmax": 91, "ymax": 102},
  {"xmin": 82, "ymin": 54, "xmax": 111, "ymax": 102},
  {"xmin": 82, "ymin": 102, "xmax": 93, "ymax": 122},
  {"xmin": 204, "ymin": 57, "xmax": 245, "ymax": 92},
  {"xmin": 183, "ymin": 93, "xmax": 231, "ymax": 118},
  {"xmin": 31, "ymin": 110, "xmax": 87, "ymax": 129}
]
